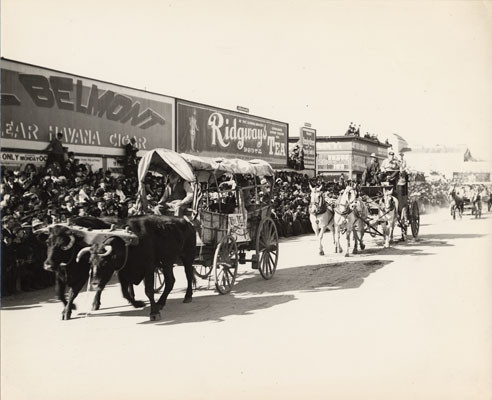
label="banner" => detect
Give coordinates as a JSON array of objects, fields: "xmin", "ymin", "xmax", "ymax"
[
  {"xmin": 176, "ymin": 100, "xmax": 288, "ymax": 167},
  {"xmin": 1, "ymin": 59, "xmax": 175, "ymax": 156},
  {"xmin": 300, "ymin": 127, "xmax": 316, "ymax": 170},
  {"xmin": 1, "ymin": 151, "xmax": 48, "ymax": 169}
]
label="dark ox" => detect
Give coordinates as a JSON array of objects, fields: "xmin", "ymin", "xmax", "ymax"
[
  {"xmin": 43, "ymin": 216, "xmax": 143, "ymax": 320},
  {"xmin": 78, "ymin": 215, "xmax": 196, "ymax": 321}
]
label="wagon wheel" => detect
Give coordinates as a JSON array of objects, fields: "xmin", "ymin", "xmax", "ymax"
[
  {"xmin": 154, "ymin": 266, "xmax": 165, "ymax": 293},
  {"xmin": 410, "ymin": 201, "xmax": 420, "ymax": 238},
  {"xmin": 213, "ymin": 234, "xmax": 238, "ymax": 295},
  {"xmin": 194, "ymin": 264, "xmax": 213, "ymax": 279},
  {"xmin": 256, "ymin": 217, "xmax": 279, "ymax": 280}
]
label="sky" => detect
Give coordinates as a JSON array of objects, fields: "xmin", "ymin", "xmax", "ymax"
[{"xmin": 2, "ymin": 0, "xmax": 492, "ymax": 158}]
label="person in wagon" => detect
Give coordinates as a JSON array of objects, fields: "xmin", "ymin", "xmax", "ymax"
[
  {"xmin": 155, "ymin": 170, "xmax": 194, "ymax": 217},
  {"xmin": 362, "ymin": 153, "xmax": 380, "ymax": 186},
  {"xmin": 397, "ymin": 150, "xmax": 409, "ymax": 185},
  {"xmin": 380, "ymin": 150, "xmax": 400, "ymax": 187}
]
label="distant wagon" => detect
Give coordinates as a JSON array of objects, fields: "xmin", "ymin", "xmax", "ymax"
[{"xmin": 359, "ymin": 170, "xmax": 420, "ymax": 240}]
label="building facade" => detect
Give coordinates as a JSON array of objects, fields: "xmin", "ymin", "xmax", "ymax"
[{"xmin": 316, "ymin": 136, "xmax": 390, "ymax": 181}]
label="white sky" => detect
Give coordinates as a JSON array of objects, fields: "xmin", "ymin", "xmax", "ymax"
[{"xmin": 2, "ymin": 0, "xmax": 492, "ymax": 158}]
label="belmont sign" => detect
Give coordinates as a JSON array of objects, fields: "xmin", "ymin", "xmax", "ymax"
[
  {"xmin": 177, "ymin": 100, "xmax": 288, "ymax": 167},
  {"xmin": 1, "ymin": 59, "xmax": 175, "ymax": 156}
]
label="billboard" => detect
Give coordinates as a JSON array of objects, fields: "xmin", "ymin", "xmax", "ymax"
[
  {"xmin": 1, "ymin": 59, "xmax": 175, "ymax": 156},
  {"xmin": 176, "ymin": 100, "xmax": 288, "ymax": 167},
  {"xmin": 300, "ymin": 127, "xmax": 316, "ymax": 170}
]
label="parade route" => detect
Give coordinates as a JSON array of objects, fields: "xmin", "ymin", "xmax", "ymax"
[{"xmin": 2, "ymin": 209, "xmax": 492, "ymax": 400}]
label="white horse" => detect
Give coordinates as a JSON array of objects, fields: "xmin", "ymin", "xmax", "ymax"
[
  {"xmin": 309, "ymin": 186, "xmax": 335, "ymax": 255},
  {"xmin": 379, "ymin": 186, "xmax": 399, "ymax": 248},
  {"xmin": 334, "ymin": 186, "xmax": 367, "ymax": 257}
]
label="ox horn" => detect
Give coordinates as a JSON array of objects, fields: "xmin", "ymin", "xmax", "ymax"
[
  {"xmin": 76, "ymin": 246, "xmax": 91, "ymax": 263},
  {"xmin": 61, "ymin": 234, "xmax": 76, "ymax": 251},
  {"xmin": 99, "ymin": 245, "xmax": 113, "ymax": 257}
]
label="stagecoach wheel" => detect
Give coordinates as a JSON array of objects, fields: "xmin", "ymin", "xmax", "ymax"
[
  {"xmin": 410, "ymin": 201, "xmax": 420, "ymax": 238},
  {"xmin": 154, "ymin": 266, "xmax": 165, "ymax": 293},
  {"xmin": 213, "ymin": 234, "xmax": 238, "ymax": 295},
  {"xmin": 194, "ymin": 264, "xmax": 213, "ymax": 279},
  {"xmin": 256, "ymin": 217, "xmax": 279, "ymax": 280}
]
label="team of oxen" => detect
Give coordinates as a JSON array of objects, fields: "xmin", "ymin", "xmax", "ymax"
[
  {"xmin": 42, "ymin": 215, "xmax": 196, "ymax": 321},
  {"xmin": 308, "ymin": 184, "xmax": 400, "ymax": 257}
]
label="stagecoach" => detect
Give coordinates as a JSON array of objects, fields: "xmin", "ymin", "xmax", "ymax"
[
  {"xmin": 359, "ymin": 171, "xmax": 420, "ymax": 240},
  {"xmin": 136, "ymin": 149, "xmax": 279, "ymax": 295}
]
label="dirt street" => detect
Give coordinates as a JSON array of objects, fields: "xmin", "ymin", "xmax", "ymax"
[{"xmin": 2, "ymin": 209, "xmax": 491, "ymax": 400}]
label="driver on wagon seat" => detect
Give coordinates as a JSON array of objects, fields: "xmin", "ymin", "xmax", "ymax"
[
  {"xmin": 154, "ymin": 170, "xmax": 193, "ymax": 217},
  {"xmin": 380, "ymin": 150, "xmax": 400, "ymax": 187}
]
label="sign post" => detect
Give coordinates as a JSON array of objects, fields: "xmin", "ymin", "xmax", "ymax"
[{"xmin": 300, "ymin": 126, "xmax": 316, "ymax": 172}]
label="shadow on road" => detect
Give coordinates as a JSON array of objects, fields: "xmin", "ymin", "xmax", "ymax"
[
  {"xmin": 3, "ymin": 229, "xmax": 487, "ymax": 321},
  {"xmin": 1, "ymin": 280, "xmax": 122, "ymax": 311},
  {"xmin": 418, "ymin": 233, "xmax": 487, "ymax": 240},
  {"xmin": 84, "ymin": 259, "xmax": 389, "ymax": 325}
]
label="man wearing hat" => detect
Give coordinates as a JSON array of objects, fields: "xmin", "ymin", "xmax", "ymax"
[
  {"xmin": 397, "ymin": 151, "xmax": 409, "ymax": 185},
  {"xmin": 380, "ymin": 150, "xmax": 400, "ymax": 187},
  {"xmin": 155, "ymin": 170, "xmax": 194, "ymax": 217},
  {"xmin": 362, "ymin": 153, "xmax": 381, "ymax": 186}
]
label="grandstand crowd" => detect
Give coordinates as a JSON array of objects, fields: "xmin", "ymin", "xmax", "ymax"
[{"xmin": 1, "ymin": 153, "xmax": 491, "ymax": 297}]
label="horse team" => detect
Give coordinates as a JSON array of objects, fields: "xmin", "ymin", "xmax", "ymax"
[{"xmin": 309, "ymin": 183, "xmax": 400, "ymax": 256}]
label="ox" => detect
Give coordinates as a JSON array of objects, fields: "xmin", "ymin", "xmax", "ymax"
[
  {"xmin": 77, "ymin": 215, "xmax": 196, "ymax": 321},
  {"xmin": 43, "ymin": 216, "xmax": 143, "ymax": 320}
]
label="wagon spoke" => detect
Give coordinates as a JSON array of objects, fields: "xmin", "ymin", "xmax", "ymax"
[
  {"xmin": 265, "ymin": 256, "xmax": 272, "ymax": 275},
  {"xmin": 222, "ymin": 267, "xmax": 231, "ymax": 287}
]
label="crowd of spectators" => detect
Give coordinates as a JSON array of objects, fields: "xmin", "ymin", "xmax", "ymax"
[
  {"xmin": 271, "ymin": 171, "xmax": 312, "ymax": 237},
  {"xmin": 409, "ymin": 180, "xmax": 451, "ymax": 210},
  {"xmin": 0, "ymin": 154, "xmax": 165, "ymax": 296},
  {"xmin": 345, "ymin": 122, "xmax": 390, "ymax": 145},
  {"xmin": 287, "ymin": 143, "xmax": 305, "ymax": 170}
]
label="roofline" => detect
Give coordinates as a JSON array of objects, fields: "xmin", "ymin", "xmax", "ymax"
[
  {"xmin": 315, "ymin": 135, "xmax": 391, "ymax": 147},
  {"xmin": 1, "ymin": 57, "xmax": 289, "ymax": 126}
]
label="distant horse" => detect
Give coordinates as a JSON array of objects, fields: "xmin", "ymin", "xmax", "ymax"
[
  {"xmin": 309, "ymin": 185, "xmax": 335, "ymax": 255},
  {"xmin": 334, "ymin": 186, "xmax": 367, "ymax": 257},
  {"xmin": 379, "ymin": 186, "xmax": 399, "ymax": 248},
  {"xmin": 450, "ymin": 189, "xmax": 464, "ymax": 220},
  {"xmin": 471, "ymin": 191, "xmax": 482, "ymax": 219}
]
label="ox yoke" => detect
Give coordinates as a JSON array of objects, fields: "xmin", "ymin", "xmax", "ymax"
[{"xmin": 55, "ymin": 223, "xmax": 140, "ymax": 246}]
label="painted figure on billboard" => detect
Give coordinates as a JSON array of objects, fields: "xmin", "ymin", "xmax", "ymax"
[{"xmin": 189, "ymin": 108, "xmax": 199, "ymax": 152}]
